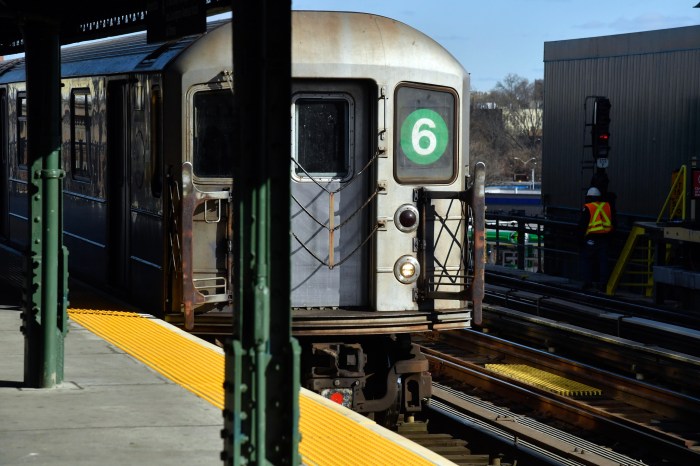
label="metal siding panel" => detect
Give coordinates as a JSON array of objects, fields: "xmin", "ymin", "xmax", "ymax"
[
  {"xmin": 544, "ymin": 26, "xmax": 700, "ymax": 219},
  {"xmin": 130, "ymin": 210, "xmax": 163, "ymax": 268},
  {"xmin": 544, "ymin": 26, "xmax": 700, "ymax": 62},
  {"xmin": 63, "ymin": 193, "xmax": 107, "ymax": 246}
]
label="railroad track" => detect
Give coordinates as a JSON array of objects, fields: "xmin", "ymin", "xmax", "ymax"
[
  {"xmin": 485, "ymin": 284, "xmax": 700, "ymax": 357},
  {"xmin": 415, "ymin": 330, "xmax": 700, "ymax": 465},
  {"xmin": 485, "ymin": 269, "xmax": 700, "ymax": 333},
  {"xmin": 393, "ymin": 415, "xmax": 497, "ymax": 466},
  {"xmin": 480, "ymin": 302, "xmax": 700, "ymax": 394},
  {"xmin": 482, "ymin": 273, "xmax": 700, "ymax": 395}
]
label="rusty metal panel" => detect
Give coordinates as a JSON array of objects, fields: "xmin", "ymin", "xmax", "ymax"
[{"xmin": 543, "ymin": 26, "xmax": 700, "ymax": 219}]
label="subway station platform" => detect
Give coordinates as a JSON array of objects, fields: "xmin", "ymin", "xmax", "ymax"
[
  {"xmin": 0, "ymin": 275, "xmax": 454, "ymax": 465},
  {"xmin": 0, "ymin": 279, "xmax": 224, "ymax": 466}
]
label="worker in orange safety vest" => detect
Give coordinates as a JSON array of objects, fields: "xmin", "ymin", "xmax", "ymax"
[{"xmin": 578, "ymin": 186, "xmax": 616, "ymax": 291}]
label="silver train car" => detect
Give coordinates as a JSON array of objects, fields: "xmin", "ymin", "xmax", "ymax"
[{"xmin": 0, "ymin": 12, "xmax": 485, "ymax": 420}]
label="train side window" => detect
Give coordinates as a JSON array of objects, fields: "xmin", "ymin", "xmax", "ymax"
[
  {"xmin": 292, "ymin": 94, "xmax": 353, "ymax": 180},
  {"xmin": 192, "ymin": 89, "xmax": 235, "ymax": 178},
  {"xmin": 17, "ymin": 93, "xmax": 27, "ymax": 168},
  {"xmin": 70, "ymin": 88, "xmax": 92, "ymax": 181},
  {"xmin": 394, "ymin": 84, "xmax": 458, "ymax": 184}
]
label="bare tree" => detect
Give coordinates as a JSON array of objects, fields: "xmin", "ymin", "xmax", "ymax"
[{"xmin": 470, "ymin": 74, "xmax": 543, "ymax": 183}]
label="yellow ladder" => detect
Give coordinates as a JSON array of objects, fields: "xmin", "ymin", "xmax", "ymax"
[
  {"xmin": 606, "ymin": 224, "xmax": 653, "ymax": 296},
  {"xmin": 606, "ymin": 165, "xmax": 687, "ymax": 297}
]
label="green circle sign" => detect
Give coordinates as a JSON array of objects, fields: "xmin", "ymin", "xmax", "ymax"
[{"xmin": 400, "ymin": 109, "xmax": 449, "ymax": 165}]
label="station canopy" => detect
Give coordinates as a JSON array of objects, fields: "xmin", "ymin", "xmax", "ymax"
[{"xmin": 0, "ymin": 0, "xmax": 230, "ymax": 56}]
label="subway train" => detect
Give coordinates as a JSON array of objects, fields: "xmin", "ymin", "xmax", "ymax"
[{"xmin": 0, "ymin": 12, "xmax": 484, "ymax": 421}]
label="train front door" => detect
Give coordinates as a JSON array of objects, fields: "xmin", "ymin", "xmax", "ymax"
[
  {"xmin": 290, "ymin": 81, "xmax": 374, "ymax": 308},
  {"xmin": 181, "ymin": 87, "xmax": 235, "ymax": 328}
]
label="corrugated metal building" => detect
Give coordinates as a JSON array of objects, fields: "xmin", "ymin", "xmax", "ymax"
[{"xmin": 543, "ymin": 25, "xmax": 700, "ymax": 221}]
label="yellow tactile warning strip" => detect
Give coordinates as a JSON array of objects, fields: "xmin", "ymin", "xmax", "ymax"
[
  {"xmin": 68, "ymin": 309, "xmax": 450, "ymax": 466},
  {"xmin": 485, "ymin": 364, "xmax": 602, "ymax": 397},
  {"xmin": 69, "ymin": 309, "xmax": 224, "ymax": 406}
]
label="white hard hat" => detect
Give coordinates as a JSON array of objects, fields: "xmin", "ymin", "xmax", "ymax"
[{"xmin": 587, "ymin": 187, "xmax": 601, "ymax": 197}]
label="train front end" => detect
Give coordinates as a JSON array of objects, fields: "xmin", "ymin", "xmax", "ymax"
[
  {"xmin": 170, "ymin": 12, "xmax": 484, "ymax": 421},
  {"xmin": 288, "ymin": 12, "xmax": 485, "ymax": 421}
]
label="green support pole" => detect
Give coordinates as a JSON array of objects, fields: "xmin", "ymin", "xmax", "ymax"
[
  {"xmin": 21, "ymin": 18, "xmax": 67, "ymax": 388},
  {"xmin": 222, "ymin": 2, "xmax": 300, "ymax": 465}
]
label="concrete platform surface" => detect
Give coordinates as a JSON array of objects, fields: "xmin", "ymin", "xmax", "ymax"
[{"xmin": 0, "ymin": 284, "xmax": 223, "ymax": 466}]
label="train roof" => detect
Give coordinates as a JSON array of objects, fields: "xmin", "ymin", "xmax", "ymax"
[
  {"xmin": 291, "ymin": 11, "xmax": 466, "ymax": 78},
  {"xmin": 0, "ymin": 12, "xmax": 467, "ymax": 84},
  {"xmin": 0, "ymin": 19, "xmax": 228, "ymax": 83}
]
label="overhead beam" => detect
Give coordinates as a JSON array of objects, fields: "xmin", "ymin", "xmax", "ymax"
[{"xmin": 0, "ymin": 1, "xmax": 232, "ymax": 55}]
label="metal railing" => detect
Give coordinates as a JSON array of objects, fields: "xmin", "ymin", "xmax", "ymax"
[{"xmin": 485, "ymin": 212, "xmax": 582, "ymax": 277}]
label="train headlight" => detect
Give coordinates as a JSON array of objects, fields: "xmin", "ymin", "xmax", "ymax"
[
  {"xmin": 393, "ymin": 255, "xmax": 420, "ymax": 284},
  {"xmin": 394, "ymin": 204, "xmax": 419, "ymax": 233}
]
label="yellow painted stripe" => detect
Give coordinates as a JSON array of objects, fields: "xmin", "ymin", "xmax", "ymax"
[
  {"xmin": 485, "ymin": 364, "xmax": 602, "ymax": 397},
  {"xmin": 69, "ymin": 309, "xmax": 224, "ymax": 407},
  {"xmin": 68, "ymin": 309, "xmax": 442, "ymax": 466}
]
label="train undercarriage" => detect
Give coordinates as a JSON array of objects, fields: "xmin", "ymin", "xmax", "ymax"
[{"xmin": 300, "ymin": 334, "xmax": 431, "ymax": 427}]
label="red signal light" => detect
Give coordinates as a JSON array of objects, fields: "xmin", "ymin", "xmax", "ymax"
[
  {"xmin": 329, "ymin": 392, "xmax": 344, "ymax": 405},
  {"xmin": 591, "ymin": 97, "xmax": 611, "ymax": 159}
]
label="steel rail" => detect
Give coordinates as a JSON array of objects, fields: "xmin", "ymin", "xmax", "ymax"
[{"xmin": 417, "ymin": 332, "xmax": 700, "ymax": 465}]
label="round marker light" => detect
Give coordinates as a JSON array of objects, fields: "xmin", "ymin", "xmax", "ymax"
[
  {"xmin": 394, "ymin": 204, "xmax": 419, "ymax": 233},
  {"xmin": 393, "ymin": 255, "xmax": 420, "ymax": 284},
  {"xmin": 329, "ymin": 392, "xmax": 344, "ymax": 405}
]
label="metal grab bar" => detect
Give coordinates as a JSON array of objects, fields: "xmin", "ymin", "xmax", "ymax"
[
  {"xmin": 193, "ymin": 276, "xmax": 228, "ymax": 294},
  {"xmin": 204, "ymin": 198, "xmax": 223, "ymax": 224}
]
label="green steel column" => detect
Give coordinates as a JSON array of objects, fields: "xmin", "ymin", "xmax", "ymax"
[
  {"xmin": 21, "ymin": 18, "xmax": 67, "ymax": 388},
  {"xmin": 222, "ymin": 2, "xmax": 300, "ymax": 465}
]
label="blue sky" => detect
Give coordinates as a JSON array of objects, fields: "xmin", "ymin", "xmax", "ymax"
[{"xmin": 292, "ymin": 1, "xmax": 700, "ymax": 92}]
